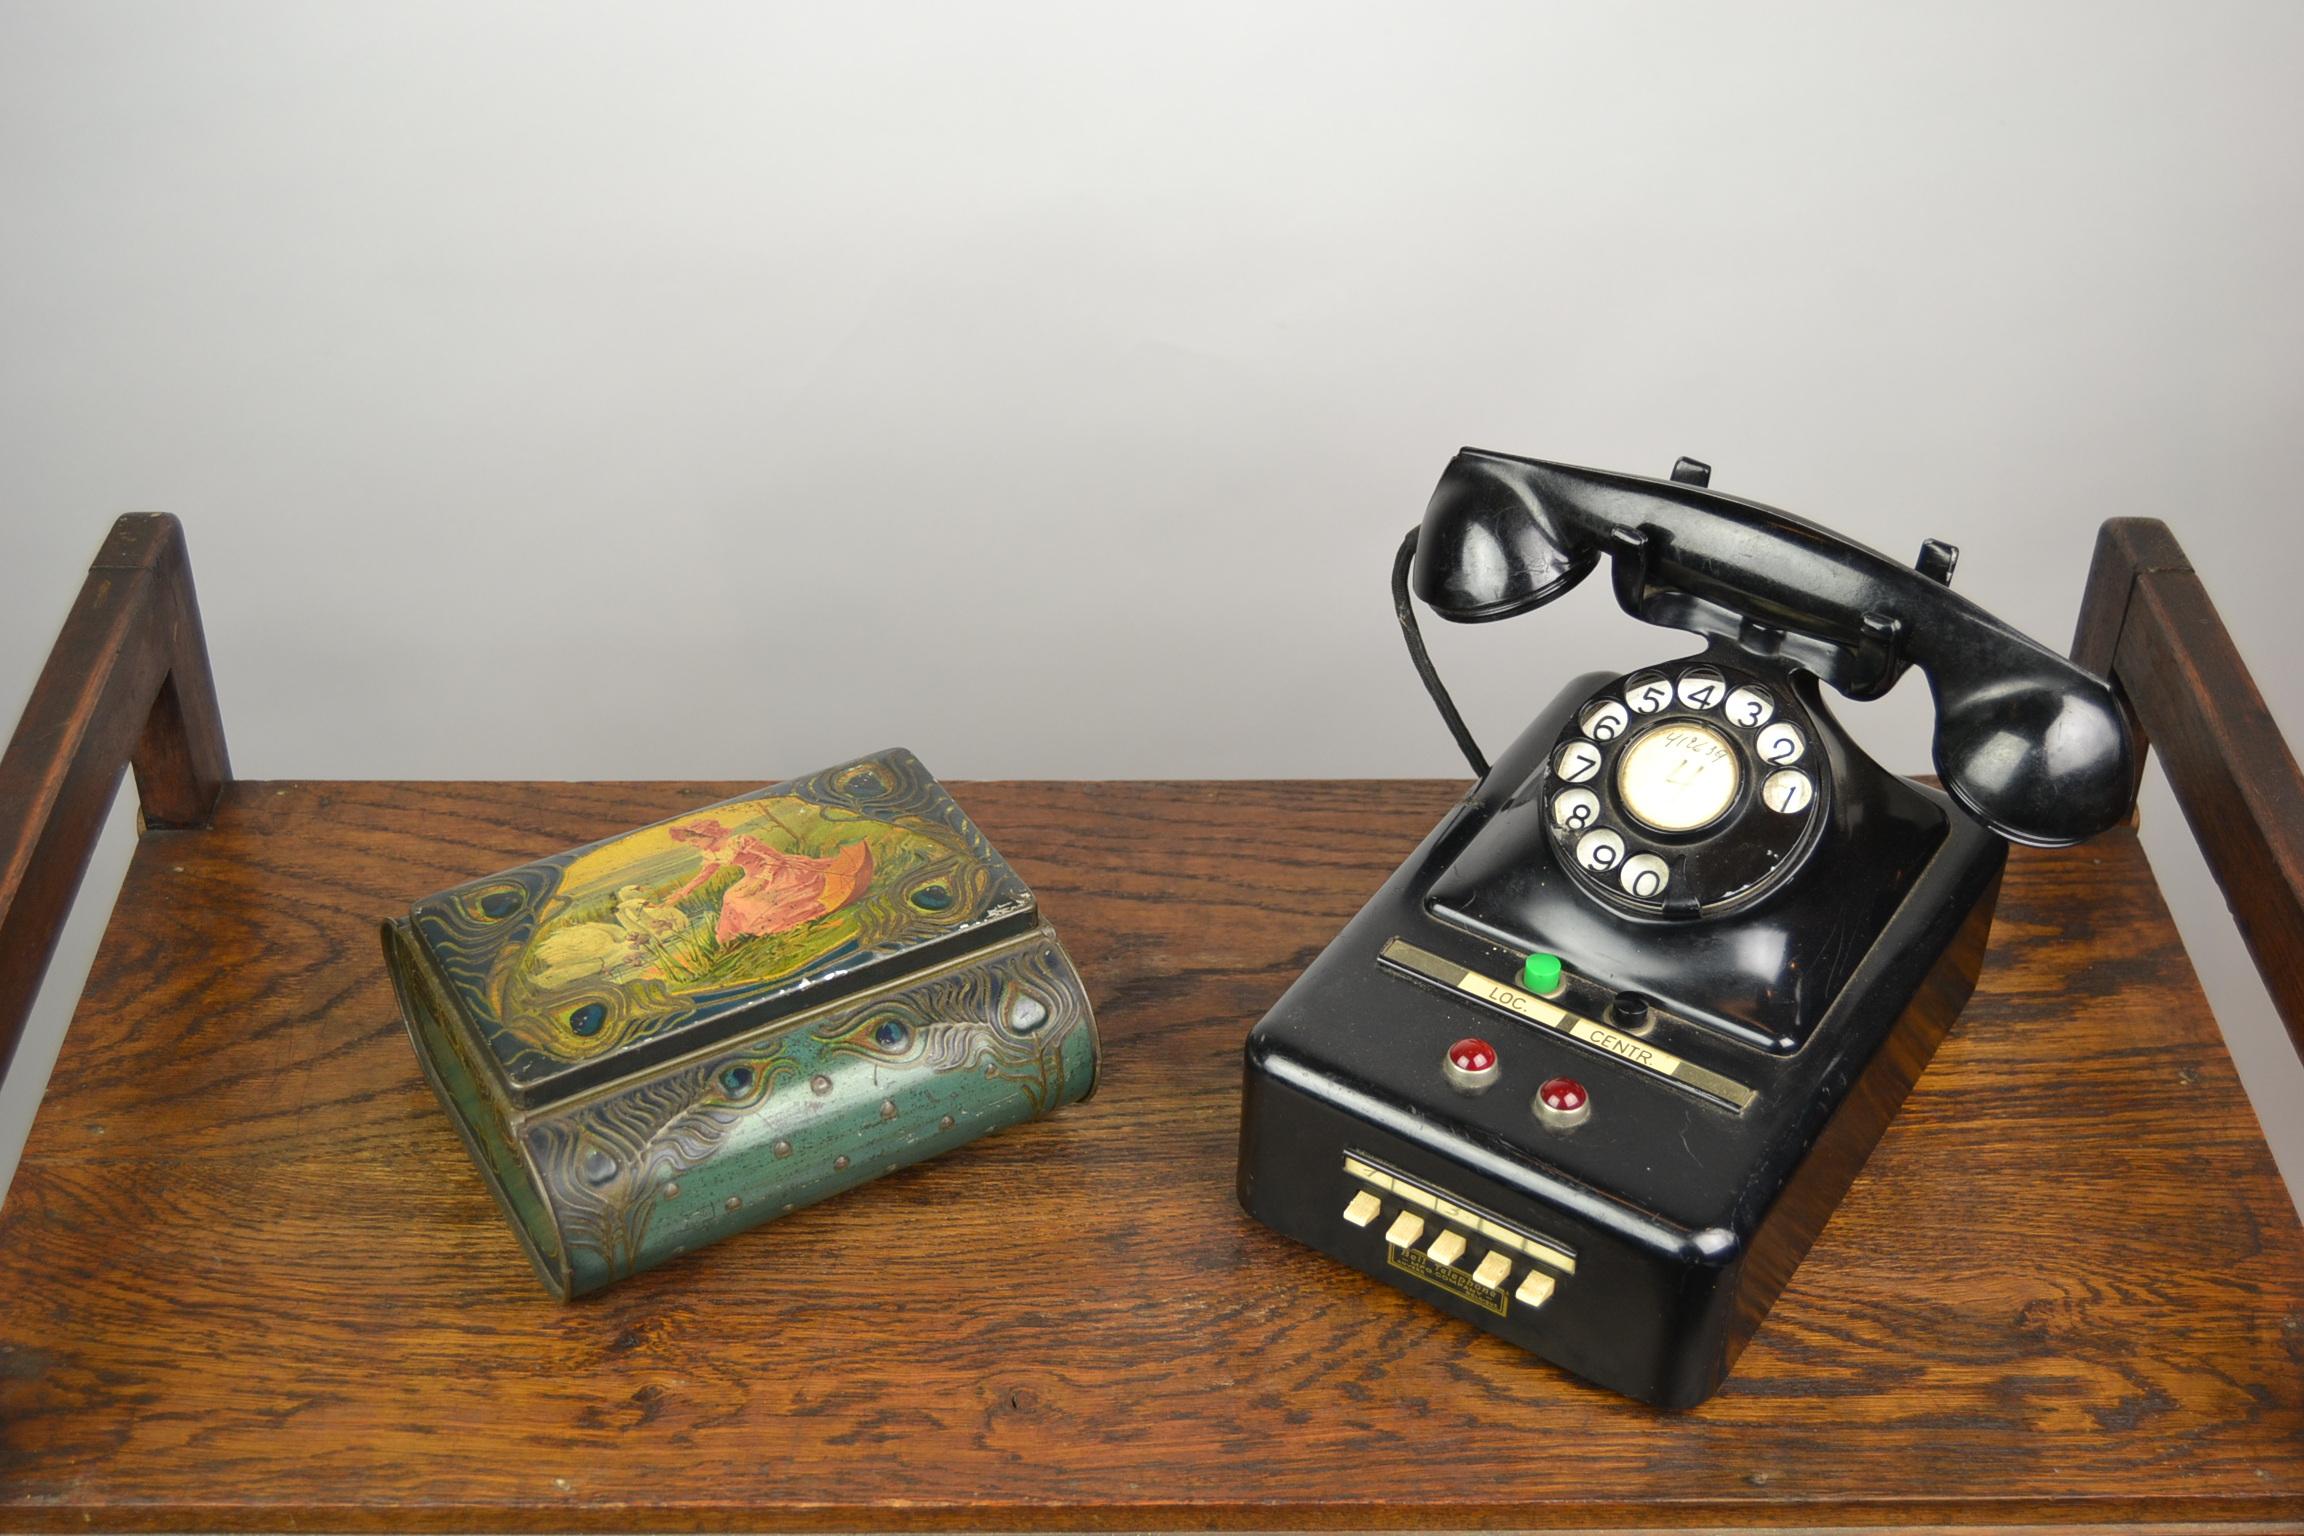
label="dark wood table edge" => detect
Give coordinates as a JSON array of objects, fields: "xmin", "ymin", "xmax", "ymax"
[
  {"xmin": 2072, "ymin": 517, "xmax": 2304, "ymax": 1058},
  {"xmin": 1, "ymin": 1497, "xmax": 2301, "ymax": 1534},
  {"xmin": 0, "ymin": 513, "xmax": 226, "ymax": 1083}
]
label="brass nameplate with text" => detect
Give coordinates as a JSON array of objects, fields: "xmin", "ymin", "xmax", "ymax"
[
  {"xmin": 1378, "ymin": 937, "xmax": 1758, "ymax": 1111},
  {"xmin": 1386, "ymin": 1242, "xmax": 1509, "ymax": 1316}
]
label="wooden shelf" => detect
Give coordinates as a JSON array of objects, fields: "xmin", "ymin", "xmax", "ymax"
[{"xmin": 2, "ymin": 776, "xmax": 2299, "ymax": 1531}]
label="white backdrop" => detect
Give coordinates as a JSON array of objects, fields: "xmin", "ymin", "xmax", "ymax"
[{"xmin": 3, "ymin": 1, "xmax": 2299, "ymax": 1210}]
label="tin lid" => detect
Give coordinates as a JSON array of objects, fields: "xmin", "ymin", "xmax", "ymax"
[{"xmin": 407, "ymin": 749, "xmax": 1037, "ymax": 1109}]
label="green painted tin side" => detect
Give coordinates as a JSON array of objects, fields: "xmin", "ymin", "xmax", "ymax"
[
  {"xmin": 514, "ymin": 924, "xmax": 1096, "ymax": 1296},
  {"xmin": 391, "ymin": 919, "xmax": 1097, "ymax": 1299},
  {"xmin": 382, "ymin": 919, "xmax": 569, "ymax": 1294}
]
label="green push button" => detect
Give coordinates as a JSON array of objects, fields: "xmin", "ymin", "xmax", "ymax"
[{"xmin": 1523, "ymin": 952, "xmax": 1564, "ymax": 995}]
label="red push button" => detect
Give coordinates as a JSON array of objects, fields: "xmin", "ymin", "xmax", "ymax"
[
  {"xmin": 1443, "ymin": 1036, "xmax": 1500, "ymax": 1093},
  {"xmin": 1536, "ymin": 1075, "xmax": 1590, "ymax": 1127}
]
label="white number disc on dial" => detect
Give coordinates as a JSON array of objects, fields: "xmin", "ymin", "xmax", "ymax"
[
  {"xmin": 1624, "ymin": 672, "xmax": 1672, "ymax": 713},
  {"xmin": 1554, "ymin": 740, "xmax": 1603, "ymax": 783},
  {"xmin": 1579, "ymin": 699, "xmax": 1630, "ymax": 742},
  {"xmin": 1756, "ymin": 721, "xmax": 1806, "ymax": 765},
  {"xmin": 1676, "ymin": 668, "xmax": 1725, "ymax": 710},
  {"xmin": 1575, "ymin": 828, "xmax": 1625, "ymax": 872},
  {"xmin": 1551, "ymin": 787, "xmax": 1601, "ymax": 831},
  {"xmin": 1616, "ymin": 722, "xmax": 1741, "ymax": 833},
  {"xmin": 1763, "ymin": 769, "xmax": 1814, "ymax": 813},
  {"xmin": 1724, "ymin": 685, "xmax": 1774, "ymax": 728},
  {"xmin": 1619, "ymin": 852, "xmax": 1670, "ymax": 899}
]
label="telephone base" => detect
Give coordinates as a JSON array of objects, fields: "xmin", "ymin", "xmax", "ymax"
[{"xmin": 1236, "ymin": 688, "xmax": 2005, "ymax": 1408}]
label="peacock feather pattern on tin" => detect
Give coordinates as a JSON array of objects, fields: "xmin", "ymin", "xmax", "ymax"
[
  {"xmin": 519, "ymin": 930, "xmax": 1094, "ymax": 1292},
  {"xmin": 813, "ymin": 947, "xmax": 1083, "ymax": 1116}
]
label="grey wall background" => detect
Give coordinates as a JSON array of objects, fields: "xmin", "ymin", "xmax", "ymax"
[{"xmin": 2, "ymin": 1, "xmax": 2299, "ymax": 1213}]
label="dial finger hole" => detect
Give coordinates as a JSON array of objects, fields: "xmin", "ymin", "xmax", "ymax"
[
  {"xmin": 1619, "ymin": 852, "xmax": 1670, "ymax": 899},
  {"xmin": 1551, "ymin": 787, "xmax": 1601, "ymax": 831},
  {"xmin": 1675, "ymin": 667, "xmax": 1726, "ymax": 711},
  {"xmin": 1579, "ymin": 699, "xmax": 1630, "ymax": 742},
  {"xmin": 1756, "ymin": 721, "xmax": 1806, "ymax": 765},
  {"xmin": 1554, "ymin": 740, "xmax": 1603, "ymax": 784},
  {"xmin": 1762, "ymin": 769, "xmax": 1814, "ymax": 813},
  {"xmin": 1575, "ymin": 828, "xmax": 1624, "ymax": 872},
  {"xmin": 1624, "ymin": 672, "xmax": 1673, "ymax": 714},
  {"xmin": 1724, "ymin": 685, "xmax": 1775, "ymax": 729}
]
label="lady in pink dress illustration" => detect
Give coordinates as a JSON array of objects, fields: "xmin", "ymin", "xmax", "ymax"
[{"xmin": 664, "ymin": 817, "xmax": 874, "ymax": 946}]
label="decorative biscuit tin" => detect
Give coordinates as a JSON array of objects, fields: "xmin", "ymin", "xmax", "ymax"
[{"xmin": 381, "ymin": 748, "xmax": 1098, "ymax": 1298}]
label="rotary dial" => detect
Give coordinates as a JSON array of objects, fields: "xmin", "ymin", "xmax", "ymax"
[{"xmin": 1542, "ymin": 660, "xmax": 1827, "ymax": 914}]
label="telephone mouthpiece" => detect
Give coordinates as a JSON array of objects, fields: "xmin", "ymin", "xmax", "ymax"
[{"xmin": 1931, "ymin": 673, "xmax": 2133, "ymax": 847}]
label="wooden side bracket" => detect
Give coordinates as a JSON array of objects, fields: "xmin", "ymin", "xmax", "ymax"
[
  {"xmin": 2072, "ymin": 516, "xmax": 2304, "ymax": 1059},
  {"xmin": 0, "ymin": 514, "xmax": 230, "ymax": 1080}
]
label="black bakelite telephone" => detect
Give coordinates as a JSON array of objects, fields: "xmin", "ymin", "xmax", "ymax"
[{"xmin": 1235, "ymin": 448, "xmax": 2133, "ymax": 1407}]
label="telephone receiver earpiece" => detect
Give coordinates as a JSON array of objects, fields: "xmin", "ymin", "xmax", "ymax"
[
  {"xmin": 1925, "ymin": 666, "xmax": 2133, "ymax": 847},
  {"xmin": 1407, "ymin": 449, "xmax": 2135, "ymax": 847}
]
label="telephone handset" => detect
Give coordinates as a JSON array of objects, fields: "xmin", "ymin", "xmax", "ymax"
[
  {"xmin": 1237, "ymin": 448, "xmax": 2136, "ymax": 1408},
  {"xmin": 1405, "ymin": 449, "xmax": 2133, "ymax": 849}
]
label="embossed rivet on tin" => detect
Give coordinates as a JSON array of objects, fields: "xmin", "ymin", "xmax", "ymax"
[
  {"xmin": 938, "ymin": 1114, "xmax": 956, "ymax": 1130},
  {"xmin": 879, "ymin": 1098, "xmax": 897, "ymax": 1120},
  {"xmin": 833, "ymin": 1154, "xmax": 851, "ymax": 1171},
  {"xmin": 660, "ymin": 1181, "xmax": 679, "ymax": 1200},
  {"xmin": 772, "ymin": 1138, "xmax": 793, "ymax": 1158},
  {"xmin": 810, "ymin": 1073, "xmax": 833, "ymax": 1096},
  {"xmin": 724, "ymin": 1195, "xmax": 741, "ymax": 1212}
]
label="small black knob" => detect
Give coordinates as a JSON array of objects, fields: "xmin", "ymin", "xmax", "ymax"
[
  {"xmin": 1670, "ymin": 456, "xmax": 1712, "ymax": 487},
  {"xmin": 1916, "ymin": 539, "xmax": 1959, "ymax": 585},
  {"xmin": 1610, "ymin": 992, "xmax": 1652, "ymax": 1031}
]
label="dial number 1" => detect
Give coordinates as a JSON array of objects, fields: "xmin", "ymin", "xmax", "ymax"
[{"xmin": 1763, "ymin": 769, "xmax": 1814, "ymax": 813}]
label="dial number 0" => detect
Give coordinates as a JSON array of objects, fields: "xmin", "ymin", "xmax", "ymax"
[{"xmin": 1619, "ymin": 852, "xmax": 1670, "ymax": 899}]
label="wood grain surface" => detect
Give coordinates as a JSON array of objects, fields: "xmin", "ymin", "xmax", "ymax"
[
  {"xmin": 2072, "ymin": 516, "xmax": 2304, "ymax": 1059},
  {"xmin": 0, "ymin": 513, "xmax": 227, "ymax": 1082},
  {"xmin": 1, "ymin": 778, "xmax": 2299, "ymax": 1532}
]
